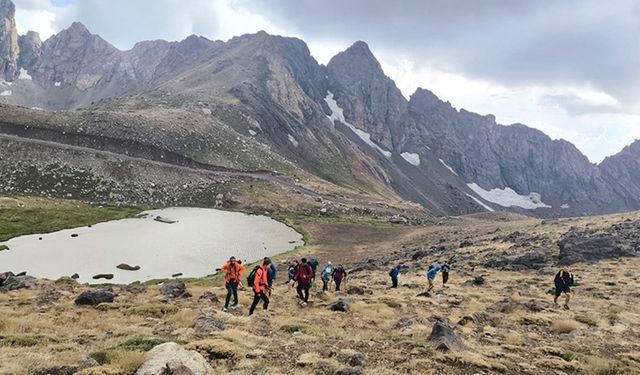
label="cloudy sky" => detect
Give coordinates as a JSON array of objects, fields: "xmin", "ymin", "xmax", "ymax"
[{"xmin": 12, "ymin": 0, "xmax": 640, "ymax": 162}]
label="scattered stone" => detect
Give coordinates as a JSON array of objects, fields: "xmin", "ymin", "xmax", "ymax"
[
  {"xmin": 135, "ymin": 342, "xmax": 213, "ymax": 375},
  {"xmin": 37, "ymin": 285, "xmax": 64, "ymax": 305},
  {"xmin": 334, "ymin": 367, "xmax": 363, "ymax": 375},
  {"xmin": 172, "ymin": 273, "xmax": 184, "ymax": 278},
  {"xmin": 70, "ymin": 233, "xmax": 79, "ymax": 238},
  {"xmin": 344, "ymin": 352, "xmax": 366, "ymax": 367},
  {"xmin": 0, "ymin": 275, "xmax": 38, "ymax": 292},
  {"xmin": 198, "ymin": 291, "xmax": 219, "ymax": 303},
  {"xmin": 327, "ymin": 300, "xmax": 349, "ymax": 312},
  {"xmin": 412, "ymin": 250, "xmax": 429, "ymax": 260},
  {"xmin": 16, "ymin": 271, "xmax": 27, "ymax": 276},
  {"xmin": 160, "ymin": 280, "xmax": 192, "ymax": 298},
  {"xmin": 346, "ymin": 286, "xmax": 365, "ymax": 295},
  {"xmin": 92, "ymin": 273, "xmax": 114, "ymax": 280},
  {"xmin": 74, "ymin": 288, "xmax": 114, "ymax": 306},
  {"xmin": 32, "ymin": 366, "xmax": 77, "ymax": 375},
  {"xmin": 71, "ymin": 273, "xmax": 80, "ymax": 279},
  {"xmin": 459, "ymin": 240, "xmax": 473, "ymax": 248},
  {"xmin": 193, "ymin": 315, "xmax": 225, "ymax": 336},
  {"xmin": 154, "ymin": 216, "xmax": 178, "ymax": 224},
  {"xmin": 120, "ymin": 284, "xmax": 147, "ymax": 293},
  {"xmin": 470, "ymin": 276, "xmax": 485, "ymax": 286},
  {"xmin": 116, "ymin": 263, "xmax": 141, "ymax": 271},
  {"xmin": 428, "ymin": 321, "xmax": 466, "ymax": 352},
  {"xmin": 77, "ymin": 355, "xmax": 99, "ymax": 371}
]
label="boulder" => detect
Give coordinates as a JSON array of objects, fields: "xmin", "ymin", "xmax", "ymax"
[
  {"xmin": 135, "ymin": 342, "xmax": 213, "ymax": 375},
  {"xmin": 160, "ymin": 280, "xmax": 191, "ymax": 298},
  {"xmin": 74, "ymin": 288, "xmax": 114, "ymax": 305},
  {"xmin": 92, "ymin": 274, "xmax": 114, "ymax": 280},
  {"xmin": 0, "ymin": 275, "xmax": 38, "ymax": 292},
  {"xmin": 344, "ymin": 352, "xmax": 366, "ymax": 367},
  {"xmin": 346, "ymin": 286, "xmax": 365, "ymax": 295},
  {"xmin": 0, "ymin": 271, "xmax": 15, "ymax": 286},
  {"xmin": 198, "ymin": 291, "xmax": 219, "ymax": 303},
  {"xmin": 428, "ymin": 321, "xmax": 466, "ymax": 352},
  {"xmin": 193, "ymin": 316, "xmax": 225, "ymax": 336},
  {"xmin": 327, "ymin": 300, "xmax": 349, "ymax": 312},
  {"xmin": 71, "ymin": 273, "xmax": 80, "ymax": 280}
]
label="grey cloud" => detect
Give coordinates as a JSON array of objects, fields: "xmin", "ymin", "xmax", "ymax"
[{"xmin": 239, "ymin": 0, "xmax": 640, "ymax": 105}]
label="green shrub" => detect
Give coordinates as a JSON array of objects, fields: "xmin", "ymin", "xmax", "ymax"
[{"xmin": 575, "ymin": 315, "xmax": 598, "ymax": 327}]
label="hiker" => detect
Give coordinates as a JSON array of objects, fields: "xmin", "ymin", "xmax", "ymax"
[
  {"xmin": 554, "ymin": 267, "xmax": 574, "ymax": 310},
  {"xmin": 221, "ymin": 256, "xmax": 245, "ymax": 312},
  {"xmin": 389, "ymin": 265, "xmax": 401, "ymax": 288},
  {"xmin": 265, "ymin": 257, "xmax": 277, "ymax": 289},
  {"xmin": 295, "ymin": 258, "xmax": 314, "ymax": 305},
  {"xmin": 308, "ymin": 258, "xmax": 319, "ymax": 284},
  {"xmin": 249, "ymin": 258, "xmax": 271, "ymax": 315},
  {"xmin": 332, "ymin": 265, "xmax": 347, "ymax": 292},
  {"xmin": 287, "ymin": 260, "xmax": 299, "ymax": 293},
  {"xmin": 320, "ymin": 261, "xmax": 334, "ymax": 292},
  {"xmin": 442, "ymin": 262, "xmax": 450, "ymax": 286},
  {"xmin": 426, "ymin": 261, "xmax": 442, "ymax": 292}
]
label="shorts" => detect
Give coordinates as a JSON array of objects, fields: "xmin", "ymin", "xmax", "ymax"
[{"xmin": 555, "ymin": 286, "xmax": 571, "ymax": 297}]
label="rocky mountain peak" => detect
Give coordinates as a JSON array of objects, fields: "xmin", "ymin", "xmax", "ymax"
[
  {"xmin": 0, "ymin": 0, "xmax": 19, "ymax": 81},
  {"xmin": 328, "ymin": 40, "xmax": 383, "ymax": 78},
  {"xmin": 18, "ymin": 31, "xmax": 42, "ymax": 71}
]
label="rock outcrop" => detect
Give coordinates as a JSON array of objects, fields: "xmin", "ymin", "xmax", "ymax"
[
  {"xmin": 74, "ymin": 288, "xmax": 115, "ymax": 305},
  {"xmin": 0, "ymin": 0, "xmax": 19, "ymax": 81},
  {"xmin": 17, "ymin": 31, "xmax": 42, "ymax": 71}
]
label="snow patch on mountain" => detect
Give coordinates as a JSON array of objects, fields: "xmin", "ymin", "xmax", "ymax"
[
  {"xmin": 467, "ymin": 183, "xmax": 551, "ymax": 209},
  {"xmin": 439, "ymin": 159, "xmax": 458, "ymax": 176},
  {"xmin": 560, "ymin": 204, "xmax": 570, "ymax": 209},
  {"xmin": 0, "ymin": 90, "xmax": 12, "ymax": 96},
  {"xmin": 54, "ymin": 82, "xmax": 61, "ymax": 87},
  {"xmin": 18, "ymin": 68, "xmax": 32, "ymax": 80},
  {"xmin": 288, "ymin": 134, "xmax": 299, "ymax": 147},
  {"xmin": 466, "ymin": 193, "xmax": 495, "ymax": 212},
  {"xmin": 325, "ymin": 92, "xmax": 392, "ymax": 158},
  {"xmin": 401, "ymin": 152, "xmax": 420, "ymax": 166}
]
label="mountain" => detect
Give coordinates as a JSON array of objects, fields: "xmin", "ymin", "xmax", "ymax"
[
  {"xmin": 0, "ymin": 0, "xmax": 639, "ymax": 218},
  {"xmin": 0, "ymin": 0, "xmax": 18, "ymax": 81}
]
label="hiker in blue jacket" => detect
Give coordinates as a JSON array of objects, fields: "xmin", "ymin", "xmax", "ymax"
[
  {"xmin": 426, "ymin": 262, "xmax": 443, "ymax": 292},
  {"xmin": 389, "ymin": 265, "xmax": 401, "ymax": 288}
]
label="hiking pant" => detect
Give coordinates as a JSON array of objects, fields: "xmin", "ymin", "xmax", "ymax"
[
  {"xmin": 297, "ymin": 283, "xmax": 311, "ymax": 302},
  {"xmin": 334, "ymin": 278, "xmax": 343, "ymax": 291},
  {"xmin": 224, "ymin": 282, "xmax": 239, "ymax": 308},
  {"xmin": 442, "ymin": 272, "xmax": 449, "ymax": 285},
  {"xmin": 322, "ymin": 278, "xmax": 329, "ymax": 292},
  {"xmin": 249, "ymin": 291, "xmax": 269, "ymax": 315},
  {"xmin": 391, "ymin": 276, "xmax": 398, "ymax": 288}
]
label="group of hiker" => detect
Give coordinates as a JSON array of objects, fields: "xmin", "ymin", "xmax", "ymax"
[
  {"xmin": 220, "ymin": 254, "xmax": 576, "ymax": 316},
  {"xmin": 220, "ymin": 256, "xmax": 348, "ymax": 315}
]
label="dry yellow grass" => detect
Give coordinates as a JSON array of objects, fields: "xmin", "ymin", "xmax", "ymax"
[{"xmin": 552, "ymin": 319, "xmax": 579, "ymax": 334}]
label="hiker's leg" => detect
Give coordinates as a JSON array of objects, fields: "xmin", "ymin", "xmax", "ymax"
[
  {"xmin": 565, "ymin": 292, "xmax": 571, "ymax": 305},
  {"xmin": 249, "ymin": 292, "xmax": 261, "ymax": 315},
  {"xmin": 262, "ymin": 293, "xmax": 270, "ymax": 310},
  {"xmin": 392, "ymin": 277, "xmax": 398, "ymax": 288},
  {"xmin": 554, "ymin": 288, "xmax": 561, "ymax": 304},
  {"xmin": 335, "ymin": 279, "xmax": 341, "ymax": 291},
  {"xmin": 231, "ymin": 282, "xmax": 238, "ymax": 305},
  {"xmin": 224, "ymin": 283, "xmax": 232, "ymax": 308},
  {"xmin": 303, "ymin": 284, "xmax": 310, "ymax": 302},
  {"xmin": 296, "ymin": 284, "xmax": 304, "ymax": 300}
]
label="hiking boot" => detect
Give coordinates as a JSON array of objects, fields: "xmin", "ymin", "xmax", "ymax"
[
  {"xmin": 563, "ymin": 304, "xmax": 570, "ymax": 310},
  {"xmin": 223, "ymin": 307, "xmax": 229, "ymax": 313},
  {"xmin": 230, "ymin": 304, "xmax": 238, "ymax": 310}
]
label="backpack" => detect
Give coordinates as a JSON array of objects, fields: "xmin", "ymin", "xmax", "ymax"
[
  {"xmin": 388, "ymin": 268, "xmax": 394, "ymax": 277},
  {"xmin": 298, "ymin": 264, "xmax": 313, "ymax": 284},
  {"xmin": 247, "ymin": 266, "xmax": 260, "ymax": 287}
]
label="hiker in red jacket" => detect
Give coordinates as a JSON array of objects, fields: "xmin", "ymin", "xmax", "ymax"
[
  {"xmin": 332, "ymin": 265, "xmax": 347, "ymax": 292},
  {"xmin": 249, "ymin": 258, "xmax": 271, "ymax": 315},
  {"xmin": 295, "ymin": 258, "xmax": 314, "ymax": 305}
]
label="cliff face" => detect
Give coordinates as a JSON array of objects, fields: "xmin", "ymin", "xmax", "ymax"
[{"xmin": 0, "ymin": 0, "xmax": 18, "ymax": 81}]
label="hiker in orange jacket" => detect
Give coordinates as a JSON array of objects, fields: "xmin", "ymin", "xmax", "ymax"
[
  {"xmin": 221, "ymin": 256, "xmax": 245, "ymax": 312},
  {"xmin": 249, "ymin": 258, "xmax": 271, "ymax": 315}
]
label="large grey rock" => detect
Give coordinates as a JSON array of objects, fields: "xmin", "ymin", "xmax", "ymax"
[
  {"xmin": 160, "ymin": 280, "xmax": 191, "ymax": 298},
  {"xmin": 74, "ymin": 288, "xmax": 114, "ymax": 305},
  {"xmin": 558, "ymin": 222, "xmax": 640, "ymax": 264},
  {"xmin": 135, "ymin": 342, "xmax": 214, "ymax": 375},
  {"xmin": 0, "ymin": 275, "xmax": 38, "ymax": 292},
  {"xmin": 428, "ymin": 321, "xmax": 466, "ymax": 352}
]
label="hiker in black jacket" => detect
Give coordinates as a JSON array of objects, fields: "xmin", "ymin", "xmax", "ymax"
[{"xmin": 554, "ymin": 268, "xmax": 574, "ymax": 310}]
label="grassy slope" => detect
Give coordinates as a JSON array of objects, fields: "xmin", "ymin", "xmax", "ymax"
[{"xmin": 0, "ymin": 196, "xmax": 142, "ymax": 242}]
